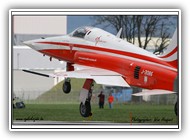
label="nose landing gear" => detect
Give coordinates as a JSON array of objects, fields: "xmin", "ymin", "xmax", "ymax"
[
  {"xmin": 79, "ymin": 79, "xmax": 94, "ymax": 117},
  {"xmin": 80, "ymin": 101, "xmax": 92, "ymax": 117}
]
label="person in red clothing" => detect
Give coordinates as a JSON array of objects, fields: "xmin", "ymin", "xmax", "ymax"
[
  {"xmin": 98, "ymin": 91, "xmax": 105, "ymax": 109},
  {"xmin": 108, "ymin": 93, "xmax": 114, "ymax": 109}
]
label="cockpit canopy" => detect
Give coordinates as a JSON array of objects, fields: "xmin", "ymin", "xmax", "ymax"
[{"xmin": 70, "ymin": 26, "xmax": 94, "ymax": 38}]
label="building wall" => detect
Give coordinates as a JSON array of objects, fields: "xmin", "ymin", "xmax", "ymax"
[
  {"xmin": 13, "ymin": 69, "xmax": 57, "ymax": 99},
  {"xmin": 13, "ymin": 16, "xmax": 67, "ymax": 35},
  {"xmin": 12, "ymin": 16, "xmax": 67, "ymax": 99},
  {"xmin": 13, "ymin": 46, "xmax": 66, "ymax": 69}
]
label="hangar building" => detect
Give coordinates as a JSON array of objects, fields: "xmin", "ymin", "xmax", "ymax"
[{"xmin": 13, "ymin": 16, "xmax": 67, "ymax": 100}]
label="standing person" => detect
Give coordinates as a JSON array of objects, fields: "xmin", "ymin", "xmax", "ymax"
[
  {"xmin": 108, "ymin": 93, "xmax": 114, "ymax": 109},
  {"xmin": 98, "ymin": 91, "xmax": 105, "ymax": 109}
]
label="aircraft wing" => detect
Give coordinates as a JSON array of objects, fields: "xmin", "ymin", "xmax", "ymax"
[
  {"xmin": 55, "ymin": 66, "xmax": 130, "ymax": 87},
  {"xmin": 23, "ymin": 66, "xmax": 130, "ymax": 87},
  {"xmin": 132, "ymin": 89, "xmax": 176, "ymax": 96}
]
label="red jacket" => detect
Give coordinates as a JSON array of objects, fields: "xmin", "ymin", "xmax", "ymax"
[{"xmin": 108, "ymin": 96, "xmax": 114, "ymax": 103}]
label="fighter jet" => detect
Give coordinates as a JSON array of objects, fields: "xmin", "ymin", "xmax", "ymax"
[{"xmin": 23, "ymin": 26, "xmax": 178, "ymax": 117}]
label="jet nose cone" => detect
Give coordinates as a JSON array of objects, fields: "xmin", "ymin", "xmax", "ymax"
[
  {"xmin": 22, "ymin": 39, "xmax": 39, "ymax": 50},
  {"xmin": 23, "ymin": 40, "xmax": 34, "ymax": 47}
]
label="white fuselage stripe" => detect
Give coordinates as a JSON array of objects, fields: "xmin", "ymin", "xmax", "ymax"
[
  {"xmin": 36, "ymin": 44, "xmax": 177, "ymax": 72},
  {"xmin": 161, "ymin": 52, "xmax": 177, "ymax": 62}
]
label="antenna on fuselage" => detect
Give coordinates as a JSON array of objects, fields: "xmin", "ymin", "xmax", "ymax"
[{"xmin": 116, "ymin": 28, "xmax": 122, "ymax": 38}]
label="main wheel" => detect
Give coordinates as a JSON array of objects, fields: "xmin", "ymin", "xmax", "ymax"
[
  {"xmin": 62, "ymin": 82, "xmax": 71, "ymax": 94},
  {"xmin": 174, "ymin": 101, "xmax": 178, "ymax": 116},
  {"xmin": 79, "ymin": 101, "xmax": 92, "ymax": 117}
]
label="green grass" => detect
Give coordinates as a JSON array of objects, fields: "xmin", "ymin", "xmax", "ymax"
[
  {"xmin": 14, "ymin": 79, "xmax": 178, "ymax": 124},
  {"xmin": 13, "ymin": 103, "xmax": 178, "ymax": 124},
  {"xmin": 15, "ymin": 79, "xmax": 178, "ymax": 124}
]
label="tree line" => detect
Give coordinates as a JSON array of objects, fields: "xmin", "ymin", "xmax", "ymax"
[{"xmin": 93, "ymin": 15, "xmax": 177, "ymax": 54}]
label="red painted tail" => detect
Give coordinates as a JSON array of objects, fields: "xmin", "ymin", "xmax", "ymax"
[{"xmin": 159, "ymin": 30, "xmax": 178, "ymax": 68}]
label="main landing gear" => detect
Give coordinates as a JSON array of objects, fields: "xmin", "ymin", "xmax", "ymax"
[
  {"xmin": 62, "ymin": 78, "xmax": 71, "ymax": 94},
  {"xmin": 62, "ymin": 62, "xmax": 74, "ymax": 94}
]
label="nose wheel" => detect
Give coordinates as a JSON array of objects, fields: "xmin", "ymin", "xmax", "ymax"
[{"xmin": 79, "ymin": 79, "xmax": 94, "ymax": 117}]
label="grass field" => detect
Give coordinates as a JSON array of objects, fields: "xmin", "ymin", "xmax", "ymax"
[
  {"xmin": 13, "ymin": 103, "xmax": 178, "ymax": 124},
  {"xmin": 13, "ymin": 79, "xmax": 178, "ymax": 124}
]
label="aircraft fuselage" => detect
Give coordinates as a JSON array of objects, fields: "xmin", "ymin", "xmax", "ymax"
[{"xmin": 24, "ymin": 26, "xmax": 177, "ymax": 92}]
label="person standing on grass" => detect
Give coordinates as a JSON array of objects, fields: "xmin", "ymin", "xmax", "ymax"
[
  {"xmin": 108, "ymin": 93, "xmax": 114, "ymax": 109},
  {"xmin": 98, "ymin": 91, "xmax": 105, "ymax": 109}
]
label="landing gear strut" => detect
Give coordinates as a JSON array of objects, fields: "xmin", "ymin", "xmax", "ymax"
[{"xmin": 79, "ymin": 79, "xmax": 94, "ymax": 117}]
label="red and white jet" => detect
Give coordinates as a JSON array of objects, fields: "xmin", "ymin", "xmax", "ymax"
[{"xmin": 23, "ymin": 26, "xmax": 178, "ymax": 117}]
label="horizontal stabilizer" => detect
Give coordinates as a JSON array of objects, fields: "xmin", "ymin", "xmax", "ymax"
[
  {"xmin": 93, "ymin": 75, "xmax": 129, "ymax": 87},
  {"xmin": 132, "ymin": 89, "xmax": 175, "ymax": 96}
]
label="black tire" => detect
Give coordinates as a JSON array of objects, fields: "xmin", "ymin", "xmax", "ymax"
[
  {"xmin": 62, "ymin": 82, "xmax": 71, "ymax": 94},
  {"xmin": 21, "ymin": 102, "xmax": 25, "ymax": 108},
  {"xmin": 15, "ymin": 102, "xmax": 25, "ymax": 109},
  {"xmin": 174, "ymin": 102, "xmax": 178, "ymax": 116},
  {"xmin": 79, "ymin": 101, "xmax": 91, "ymax": 117}
]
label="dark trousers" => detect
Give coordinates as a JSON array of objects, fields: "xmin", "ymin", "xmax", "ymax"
[{"xmin": 99, "ymin": 102, "xmax": 104, "ymax": 108}]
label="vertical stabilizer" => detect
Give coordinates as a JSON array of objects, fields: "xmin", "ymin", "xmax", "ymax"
[{"xmin": 159, "ymin": 29, "xmax": 178, "ymax": 68}]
